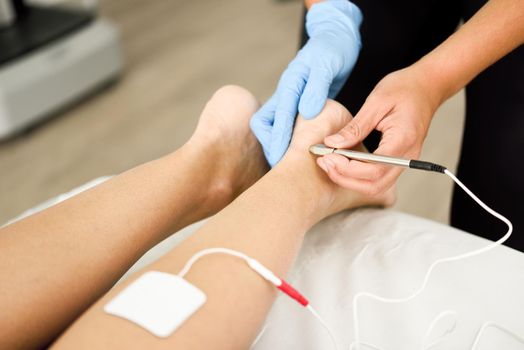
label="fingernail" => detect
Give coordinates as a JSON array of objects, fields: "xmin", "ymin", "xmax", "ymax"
[
  {"xmin": 325, "ymin": 134, "xmax": 345, "ymax": 145},
  {"xmin": 318, "ymin": 158, "xmax": 328, "ymax": 172},
  {"xmin": 324, "ymin": 157, "xmax": 335, "ymax": 170}
]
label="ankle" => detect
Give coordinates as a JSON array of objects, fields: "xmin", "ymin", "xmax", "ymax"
[
  {"xmin": 171, "ymin": 143, "xmax": 234, "ymax": 216},
  {"xmin": 275, "ymin": 152, "xmax": 338, "ymax": 221},
  {"xmin": 277, "ymin": 150, "xmax": 391, "ymax": 220},
  {"xmin": 206, "ymin": 177, "xmax": 235, "ymax": 213}
]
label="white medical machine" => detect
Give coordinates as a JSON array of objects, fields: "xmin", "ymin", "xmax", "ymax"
[{"xmin": 0, "ymin": 0, "xmax": 122, "ymax": 139}]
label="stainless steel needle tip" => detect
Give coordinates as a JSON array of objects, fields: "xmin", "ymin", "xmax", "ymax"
[{"xmin": 309, "ymin": 144, "xmax": 335, "ymax": 156}]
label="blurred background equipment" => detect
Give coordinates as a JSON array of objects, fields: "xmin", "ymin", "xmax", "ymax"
[{"xmin": 0, "ymin": 0, "xmax": 122, "ymax": 139}]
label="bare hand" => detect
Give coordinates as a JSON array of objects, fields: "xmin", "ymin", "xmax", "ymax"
[{"xmin": 319, "ymin": 66, "xmax": 443, "ymax": 196}]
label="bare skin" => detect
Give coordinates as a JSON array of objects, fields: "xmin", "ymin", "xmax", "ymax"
[
  {"xmin": 0, "ymin": 85, "xmax": 268, "ymax": 349},
  {"xmin": 304, "ymin": 0, "xmax": 322, "ymax": 10},
  {"xmin": 322, "ymin": 0, "xmax": 524, "ymax": 195},
  {"xmin": 51, "ymin": 95, "xmax": 393, "ymax": 349}
]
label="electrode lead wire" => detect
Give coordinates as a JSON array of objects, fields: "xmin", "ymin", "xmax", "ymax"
[{"xmin": 350, "ymin": 169, "xmax": 514, "ymax": 350}]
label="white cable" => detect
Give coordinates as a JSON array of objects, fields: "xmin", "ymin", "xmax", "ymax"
[
  {"xmin": 251, "ymin": 323, "xmax": 270, "ymax": 348},
  {"xmin": 177, "ymin": 171, "xmax": 522, "ymax": 350},
  {"xmin": 179, "ymin": 248, "xmax": 340, "ymax": 349},
  {"xmin": 307, "ymin": 305, "xmax": 340, "ymax": 350},
  {"xmin": 177, "ymin": 247, "xmax": 251, "ymax": 278},
  {"xmin": 422, "ymin": 310, "xmax": 458, "ymax": 349},
  {"xmin": 471, "ymin": 322, "xmax": 524, "ymax": 349},
  {"xmin": 350, "ymin": 169, "xmax": 514, "ymax": 350}
]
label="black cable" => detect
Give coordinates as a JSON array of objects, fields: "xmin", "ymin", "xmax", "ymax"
[{"xmin": 409, "ymin": 160, "xmax": 447, "ymax": 173}]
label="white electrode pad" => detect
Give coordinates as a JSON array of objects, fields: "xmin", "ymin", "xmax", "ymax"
[{"xmin": 104, "ymin": 271, "xmax": 207, "ymax": 337}]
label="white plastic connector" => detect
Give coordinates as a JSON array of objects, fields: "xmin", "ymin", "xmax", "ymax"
[{"xmin": 247, "ymin": 258, "xmax": 281, "ymax": 286}]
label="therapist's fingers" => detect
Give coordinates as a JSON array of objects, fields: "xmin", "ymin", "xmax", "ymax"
[
  {"xmin": 322, "ymin": 153, "xmax": 390, "ymax": 181},
  {"xmin": 321, "ymin": 115, "xmax": 419, "ymax": 193},
  {"xmin": 319, "ymin": 153, "xmax": 402, "ymax": 196},
  {"xmin": 268, "ymin": 74, "xmax": 307, "ymax": 166},
  {"xmin": 318, "ymin": 156, "xmax": 375, "ymax": 194},
  {"xmin": 324, "ymin": 96, "xmax": 393, "ymax": 149},
  {"xmin": 374, "ymin": 118, "xmax": 422, "ymax": 160},
  {"xmin": 298, "ymin": 68, "xmax": 331, "ymax": 120}
]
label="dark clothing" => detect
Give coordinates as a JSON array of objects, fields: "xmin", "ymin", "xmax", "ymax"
[{"xmin": 301, "ymin": 0, "xmax": 524, "ymax": 251}]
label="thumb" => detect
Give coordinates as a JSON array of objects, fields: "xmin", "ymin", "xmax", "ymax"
[
  {"xmin": 298, "ymin": 68, "xmax": 331, "ymax": 119},
  {"xmin": 324, "ymin": 98, "xmax": 390, "ymax": 148}
]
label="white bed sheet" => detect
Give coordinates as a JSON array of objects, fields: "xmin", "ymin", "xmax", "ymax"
[
  {"xmin": 253, "ymin": 209, "xmax": 524, "ymax": 350},
  {"xmin": 8, "ymin": 182, "xmax": 524, "ymax": 349}
]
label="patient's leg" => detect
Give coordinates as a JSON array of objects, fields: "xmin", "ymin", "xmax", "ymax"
[
  {"xmin": 52, "ymin": 99, "xmax": 393, "ymax": 349},
  {"xmin": 0, "ymin": 85, "xmax": 268, "ymax": 350},
  {"xmin": 187, "ymin": 85, "xmax": 269, "ymax": 203}
]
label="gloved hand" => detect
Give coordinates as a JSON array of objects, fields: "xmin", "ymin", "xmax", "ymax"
[{"xmin": 250, "ymin": 0, "xmax": 363, "ymax": 167}]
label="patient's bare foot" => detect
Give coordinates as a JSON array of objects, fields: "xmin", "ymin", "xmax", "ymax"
[
  {"xmin": 280, "ymin": 100, "xmax": 395, "ymax": 217},
  {"xmin": 187, "ymin": 85, "xmax": 269, "ymax": 210}
]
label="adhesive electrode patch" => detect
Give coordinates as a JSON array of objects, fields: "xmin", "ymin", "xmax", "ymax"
[{"xmin": 104, "ymin": 271, "xmax": 206, "ymax": 338}]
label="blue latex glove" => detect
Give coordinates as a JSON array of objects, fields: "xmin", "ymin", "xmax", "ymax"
[{"xmin": 250, "ymin": 0, "xmax": 363, "ymax": 167}]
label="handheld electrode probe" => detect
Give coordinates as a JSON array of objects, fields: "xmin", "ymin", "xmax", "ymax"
[
  {"xmin": 309, "ymin": 144, "xmax": 447, "ymax": 173},
  {"xmin": 310, "ymin": 143, "xmax": 517, "ymax": 350}
]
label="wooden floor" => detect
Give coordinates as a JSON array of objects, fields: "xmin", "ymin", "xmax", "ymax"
[{"xmin": 0, "ymin": 0, "xmax": 465, "ymax": 225}]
